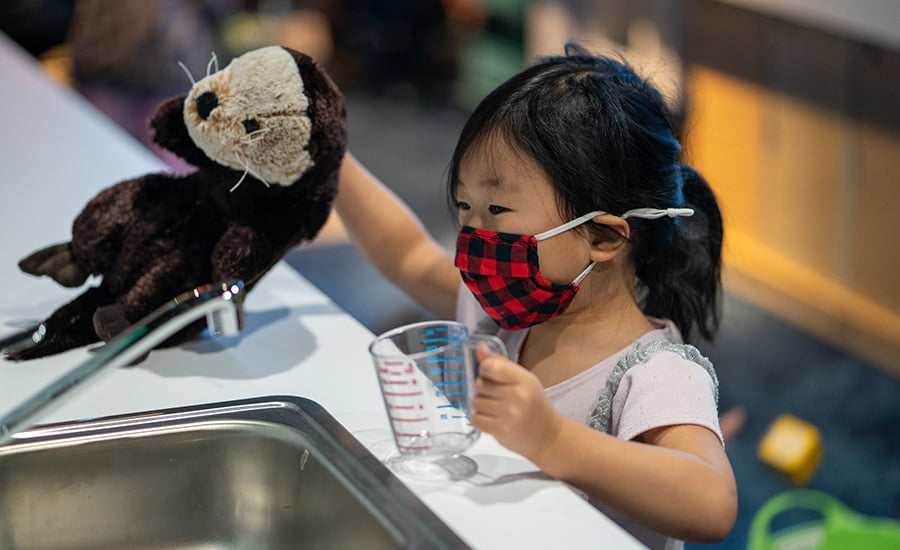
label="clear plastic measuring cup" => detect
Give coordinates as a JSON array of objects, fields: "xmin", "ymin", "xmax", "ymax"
[{"xmin": 369, "ymin": 320, "xmax": 506, "ymax": 473}]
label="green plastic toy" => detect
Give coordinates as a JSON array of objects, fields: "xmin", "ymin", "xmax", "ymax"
[{"xmin": 748, "ymin": 490, "xmax": 900, "ymax": 550}]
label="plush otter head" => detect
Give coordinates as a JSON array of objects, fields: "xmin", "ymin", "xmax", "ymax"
[
  {"xmin": 184, "ymin": 46, "xmax": 314, "ymax": 186},
  {"xmin": 150, "ymin": 45, "xmax": 347, "ymax": 190}
]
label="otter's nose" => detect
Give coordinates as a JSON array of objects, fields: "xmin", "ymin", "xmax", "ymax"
[{"xmin": 196, "ymin": 91, "xmax": 218, "ymax": 120}]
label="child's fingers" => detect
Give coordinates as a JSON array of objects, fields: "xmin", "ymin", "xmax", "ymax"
[
  {"xmin": 475, "ymin": 346, "xmax": 497, "ymax": 362},
  {"xmin": 476, "ymin": 354, "xmax": 522, "ymax": 384},
  {"xmin": 471, "ymin": 392, "xmax": 505, "ymax": 418},
  {"xmin": 474, "ymin": 373, "xmax": 503, "ymax": 400}
]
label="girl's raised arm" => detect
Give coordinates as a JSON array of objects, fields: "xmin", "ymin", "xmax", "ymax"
[{"xmin": 334, "ymin": 153, "xmax": 460, "ymax": 319}]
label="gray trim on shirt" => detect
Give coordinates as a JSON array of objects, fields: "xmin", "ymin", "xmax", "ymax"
[{"xmin": 589, "ymin": 341, "xmax": 719, "ymax": 434}]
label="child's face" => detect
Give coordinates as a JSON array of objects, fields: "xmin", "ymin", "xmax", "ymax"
[{"xmin": 455, "ymin": 141, "xmax": 594, "ymax": 286}]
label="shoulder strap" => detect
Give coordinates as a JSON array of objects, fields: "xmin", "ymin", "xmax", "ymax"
[{"xmin": 588, "ymin": 341, "xmax": 719, "ymax": 434}]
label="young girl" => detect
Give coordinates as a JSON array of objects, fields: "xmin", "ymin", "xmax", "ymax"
[{"xmin": 335, "ymin": 44, "xmax": 737, "ymax": 548}]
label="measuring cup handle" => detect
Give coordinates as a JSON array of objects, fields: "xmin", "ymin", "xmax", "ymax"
[{"xmin": 466, "ymin": 333, "xmax": 508, "ymax": 360}]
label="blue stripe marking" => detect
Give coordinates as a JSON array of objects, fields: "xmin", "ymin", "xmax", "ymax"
[
  {"xmin": 430, "ymin": 367, "xmax": 466, "ymax": 375},
  {"xmin": 437, "ymin": 404, "xmax": 464, "ymax": 409},
  {"xmin": 434, "ymin": 381, "xmax": 466, "ymax": 387},
  {"xmin": 426, "ymin": 357, "xmax": 463, "ymax": 363}
]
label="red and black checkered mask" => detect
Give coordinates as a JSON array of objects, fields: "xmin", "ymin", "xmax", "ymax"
[
  {"xmin": 453, "ymin": 212, "xmax": 600, "ymax": 330},
  {"xmin": 454, "ymin": 208, "xmax": 695, "ymax": 330}
]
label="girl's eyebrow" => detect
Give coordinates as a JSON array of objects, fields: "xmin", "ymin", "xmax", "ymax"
[
  {"xmin": 482, "ymin": 176, "xmax": 519, "ymax": 193},
  {"xmin": 457, "ymin": 174, "xmax": 519, "ymax": 198},
  {"xmin": 457, "ymin": 176, "xmax": 506, "ymax": 190},
  {"xmin": 491, "ymin": 177, "xmax": 523, "ymax": 197}
]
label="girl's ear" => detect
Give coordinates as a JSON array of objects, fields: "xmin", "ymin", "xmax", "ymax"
[{"xmin": 588, "ymin": 214, "xmax": 631, "ymax": 263}]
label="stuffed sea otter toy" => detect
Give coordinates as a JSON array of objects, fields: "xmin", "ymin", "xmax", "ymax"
[{"xmin": 3, "ymin": 46, "xmax": 347, "ymax": 360}]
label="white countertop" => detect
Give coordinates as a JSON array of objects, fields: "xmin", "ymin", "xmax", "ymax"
[{"xmin": 0, "ymin": 33, "xmax": 643, "ymax": 549}]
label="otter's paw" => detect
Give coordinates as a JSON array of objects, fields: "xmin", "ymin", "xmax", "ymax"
[{"xmin": 92, "ymin": 304, "xmax": 130, "ymax": 343}]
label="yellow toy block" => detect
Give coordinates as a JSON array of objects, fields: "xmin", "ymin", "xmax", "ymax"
[{"xmin": 758, "ymin": 414, "xmax": 822, "ymax": 485}]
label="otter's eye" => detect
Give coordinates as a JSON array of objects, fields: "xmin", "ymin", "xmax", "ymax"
[
  {"xmin": 242, "ymin": 118, "xmax": 260, "ymax": 133},
  {"xmin": 196, "ymin": 91, "xmax": 218, "ymax": 120}
]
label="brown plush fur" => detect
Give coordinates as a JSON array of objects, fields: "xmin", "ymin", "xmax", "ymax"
[{"xmin": 6, "ymin": 47, "xmax": 347, "ymax": 360}]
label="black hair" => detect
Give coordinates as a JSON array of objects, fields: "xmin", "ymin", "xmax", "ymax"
[{"xmin": 447, "ymin": 43, "xmax": 723, "ymax": 343}]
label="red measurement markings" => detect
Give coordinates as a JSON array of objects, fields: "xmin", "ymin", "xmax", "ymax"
[
  {"xmin": 390, "ymin": 416, "xmax": 428, "ymax": 422},
  {"xmin": 378, "ymin": 368, "xmax": 407, "ymax": 376},
  {"xmin": 384, "ymin": 391, "xmax": 423, "ymax": 397}
]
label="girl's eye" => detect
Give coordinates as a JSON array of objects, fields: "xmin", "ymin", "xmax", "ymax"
[
  {"xmin": 488, "ymin": 205, "xmax": 509, "ymax": 215},
  {"xmin": 455, "ymin": 201, "xmax": 471, "ymax": 210}
]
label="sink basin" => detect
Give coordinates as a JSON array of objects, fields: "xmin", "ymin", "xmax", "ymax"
[{"xmin": 0, "ymin": 396, "xmax": 467, "ymax": 549}]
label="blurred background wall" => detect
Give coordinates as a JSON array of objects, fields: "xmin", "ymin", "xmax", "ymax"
[{"xmin": 525, "ymin": 0, "xmax": 900, "ymax": 377}]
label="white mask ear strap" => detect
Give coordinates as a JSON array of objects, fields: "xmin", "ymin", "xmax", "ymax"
[
  {"xmin": 535, "ymin": 210, "xmax": 607, "ymax": 241},
  {"xmin": 621, "ymin": 207, "xmax": 694, "ymax": 220},
  {"xmin": 572, "ymin": 261, "xmax": 597, "ymax": 285},
  {"xmin": 534, "ymin": 207, "xmax": 693, "ymax": 241}
]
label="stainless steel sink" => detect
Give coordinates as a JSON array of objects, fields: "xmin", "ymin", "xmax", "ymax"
[{"xmin": 0, "ymin": 396, "xmax": 467, "ymax": 549}]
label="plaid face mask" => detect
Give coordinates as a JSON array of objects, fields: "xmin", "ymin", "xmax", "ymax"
[{"xmin": 454, "ymin": 208, "xmax": 694, "ymax": 330}]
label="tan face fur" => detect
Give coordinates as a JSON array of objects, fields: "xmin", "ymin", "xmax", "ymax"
[{"xmin": 183, "ymin": 46, "xmax": 313, "ymax": 186}]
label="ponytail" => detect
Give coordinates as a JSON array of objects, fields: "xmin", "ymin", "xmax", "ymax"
[{"xmin": 633, "ymin": 163, "xmax": 723, "ymax": 343}]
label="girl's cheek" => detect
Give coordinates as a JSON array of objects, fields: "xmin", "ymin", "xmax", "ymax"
[{"xmin": 537, "ymin": 238, "xmax": 591, "ymax": 284}]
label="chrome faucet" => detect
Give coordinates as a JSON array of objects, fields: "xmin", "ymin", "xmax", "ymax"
[{"xmin": 0, "ymin": 280, "xmax": 245, "ymax": 446}]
